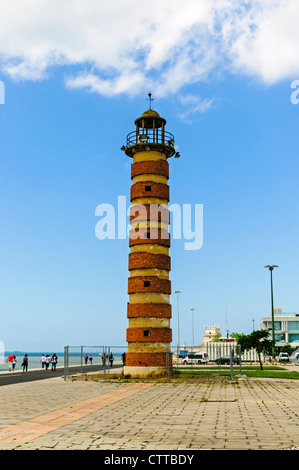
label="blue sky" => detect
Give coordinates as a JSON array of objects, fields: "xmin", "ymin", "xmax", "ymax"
[{"xmin": 0, "ymin": 1, "xmax": 298, "ymax": 351}]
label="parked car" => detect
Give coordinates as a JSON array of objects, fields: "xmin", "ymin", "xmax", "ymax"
[
  {"xmin": 215, "ymin": 355, "xmax": 241, "ymax": 365},
  {"xmin": 182, "ymin": 353, "xmax": 209, "ymax": 365},
  {"xmin": 278, "ymin": 352, "xmax": 289, "ymax": 362}
]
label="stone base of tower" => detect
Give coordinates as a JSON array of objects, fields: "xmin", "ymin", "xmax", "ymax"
[
  {"xmin": 123, "ymin": 351, "xmax": 172, "ymax": 378},
  {"xmin": 123, "ymin": 366, "xmax": 172, "ymax": 378}
]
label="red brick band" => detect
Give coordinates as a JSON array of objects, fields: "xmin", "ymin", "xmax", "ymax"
[
  {"xmin": 125, "ymin": 352, "xmax": 173, "ymax": 368},
  {"xmin": 126, "ymin": 328, "xmax": 172, "ymax": 342},
  {"xmin": 127, "ymin": 303, "xmax": 172, "ymax": 318},
  {"xmin": 128, "ymin": 277, "xmax": 171, "ymax": 294},
  {"xmin": 131, "ymin": 160, "xmax": 169, "ymax": 179},
  {"xmin": 130, "ymin": 182, "xmax": 169, "ymax": 202},
  {"xmin": 128, "ymin": 252, "xmax": 171, "ymax": 271},
  {"xmin": 130, "ymin": 204, "xmax": 169, "ymax": 223},
  {"xmin": 129, "ymin": 228, "xmax": 170, "ymax": 247}
]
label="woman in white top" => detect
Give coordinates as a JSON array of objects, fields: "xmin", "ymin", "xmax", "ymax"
[{"xmin": 12, "ymin": 355, "xmax": 17, "ymax": 371}]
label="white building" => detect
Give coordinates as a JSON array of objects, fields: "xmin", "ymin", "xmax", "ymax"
[
  {"xmin": 203, "ymin": 325, "xmax": 221, "ymax": 345},
  {"xmin": 260, "ymin": 309, "xmax": 299, "ymax": 349}
]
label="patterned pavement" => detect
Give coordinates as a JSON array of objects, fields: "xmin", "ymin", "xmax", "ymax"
[{"xmin": 0, "ymin": 374, "xmax": 299, "ymax": 450}]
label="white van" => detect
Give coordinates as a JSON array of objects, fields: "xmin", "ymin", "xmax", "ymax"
[
  {"xmin": 182, "ymin": 353, "xmax": 209, "ymax": 365},
  {"xmin": 278, "ymin": 352, "xmax": 289, "ymax": 362}
]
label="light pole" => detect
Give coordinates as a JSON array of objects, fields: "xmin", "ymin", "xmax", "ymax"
[
  {"xmin": 190, "ymin": 308, "xmax": 195, "ymax": 349},
  {"xmin": 175, "ymin": 290, "xmax": 181, "ymax": 350},
  {"xmin": 264, "ymin": 265, "xmax": 279, "ymax": 357}
]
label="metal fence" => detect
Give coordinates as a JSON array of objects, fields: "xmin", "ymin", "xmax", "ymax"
[
  {"xmin": 173, "ymin": 344, "xmax": 243, "ymax": 383},
  {"xmin": 63, "ymin": 345, "xmax": 174, "ymax": 380},
  {"xmin": 126, "ymin": 129, "xmax": 175, "ymax": 147},
  {"xmin": 64, "ymin": 343, "xmax": 249, "ymax": 382}
]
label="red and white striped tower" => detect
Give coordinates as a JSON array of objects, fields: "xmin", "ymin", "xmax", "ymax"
[{"xmin": 122, "ymin": 106, "xmax": 178, "ymax": 377}]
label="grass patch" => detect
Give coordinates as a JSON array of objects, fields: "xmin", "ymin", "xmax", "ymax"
[
  {"xmin": 178, "ymin": 368, "xmax": 299, "ymax": 379},
  {"xmin": 69, "ymin": 365, "xmax": 299, "ymax": 383},
  {"xmin": 178, "ymin": 366, "xmax": 286, "ymax": 371},
  {"xmin": 237, "ymin": 370, "xmax": 299, "ymax": 379}
]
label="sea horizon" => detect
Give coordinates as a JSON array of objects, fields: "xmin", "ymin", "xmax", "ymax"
[{"xmin": 1, "ymin": 349, "xmax": 126, "ymax": 372}]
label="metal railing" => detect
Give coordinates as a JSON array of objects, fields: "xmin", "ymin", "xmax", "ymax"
[
  {"xmin": 63, "ymin": 345, "xmax": 173, "ymax": 380},
  {"xmin": 173, "ymin": 344, "xmax": 244, "ymax": 383},
  {"xmin": 63, "ymin": 344, "xmax": 257, "ymax": 382},
  {"xmin": 126, "ymin": 129, "xmax": 175, "ymax": 147}
]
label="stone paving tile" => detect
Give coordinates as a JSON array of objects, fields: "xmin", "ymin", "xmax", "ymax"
[{"xmin": 1, "ymin": 377, "xmax": 299, "ymax": 450}]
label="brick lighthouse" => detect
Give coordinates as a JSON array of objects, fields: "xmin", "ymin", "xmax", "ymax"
[{"xmin": 122, "ymin": 99, "xmax": 178, "ymax": 377}]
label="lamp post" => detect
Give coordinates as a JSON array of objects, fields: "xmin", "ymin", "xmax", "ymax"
[
  {"xmin": 264, "ymin": 265, "xmax": 279, "ymax": 357},
  {"xmin": 174, "ymin": 290, "xmax": 181, "ymax": 350},
  {"xmin": 190, "ymin": 308, "xmax": 195, "ymax": 349}
]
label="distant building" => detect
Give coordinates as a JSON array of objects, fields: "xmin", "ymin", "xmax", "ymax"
[
  {"xmin": 203, "ymin": 325, "xmax": 221, "ymax": 345},
  {"xmin": 260, "ymin": 309, "xmax": 299, "ymax": 348}
]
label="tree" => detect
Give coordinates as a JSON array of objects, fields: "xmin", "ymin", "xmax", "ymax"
[
  {"xmin": 212, "ymin": 334, "xmax": 221, "ymax": 343},
  {"xmin": 230, "ymin": 332, "xmax": 247, "ymax": 344},
  {"xmin": 280, "ymin": 344, "xmax": 296, "ymax": 356},
  {"xmin": 232, "ymin": 330, "xmax": 273, "ymax": 370}
]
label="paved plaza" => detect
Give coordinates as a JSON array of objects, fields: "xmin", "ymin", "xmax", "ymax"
[{"xmin": 0, "ymin": 374, "xmax": 299, "ymax": 450}]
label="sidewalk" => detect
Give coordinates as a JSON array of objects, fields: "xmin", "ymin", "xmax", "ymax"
[{"xmin": 0, "ymin": 374, "xmax": 299, "ymax": 450}]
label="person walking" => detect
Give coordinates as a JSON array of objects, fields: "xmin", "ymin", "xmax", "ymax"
[
  {"xmin": 21, "ymin": 354, "xmax": 28, "ymax": 372},
  {"xmin": 101, "ymin": 354, "xmax": 106, "ymax": 367},
  {"xmin": 51, "ymin": 354, "xmax": 58, "ymax": 371},
  {"xmin": 40, "ymin": 354, "xmax": 46, "ymax": 369},
  {"xmin": 89, "ymin": 354, "xmax": 93, "ymax": 364},
  {"xmin": 122, "ymin": 352, "xmax": 126, "ymax": 366},
  {"xmin": 109, "ymin": 352, "xmax": 114, "ymax": 368},
  {"xmin": 84, "ymin": 354, "xmax": 88, "ymax": 365},
  {"xmin": 7, "ymin": 354, "xmax": 14, "ymax": 372},
  {"xmin": 12, "ymin": 355, "xmax": 17, "ymax": 371},
  {"xmin": 45, "ymin": 355, "xmax": 51, "ymax": 370}
]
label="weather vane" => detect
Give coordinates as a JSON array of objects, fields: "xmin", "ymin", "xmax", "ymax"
[{"xmin": 147, "ymin": 92, "xmax": 154, "ymax": 110}]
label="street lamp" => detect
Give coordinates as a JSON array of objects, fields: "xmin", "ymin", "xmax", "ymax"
[
  {"xmin": 264, "ymin": 265, "xmax": 279, "ymax": 357},
  {"xmin": 174, "ymin": 290, "xmax": 181, "ymax": 350},
  {"xmin": 190, "ymin": 308, "xmax": 195, "ymax": 349}
]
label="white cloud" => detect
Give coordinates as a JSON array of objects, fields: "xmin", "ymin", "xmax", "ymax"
[
  {"xmin": 0, "ymin": 0, "xmax": 298, "ymax": 96},
  {"xmin": 66, "ymin": 72, "xmax": 147, "ymax": 97},
  {"xmin": 177, "ymin": 94, "xmax": 215, "ymax": 122},
  {"xmin": 219, "ymin": 0, "xmax": 299, "ymax": 84}
]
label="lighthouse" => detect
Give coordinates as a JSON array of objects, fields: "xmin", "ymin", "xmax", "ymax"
[{"xmin": 122, "ymin": 101, "xmax": 178, "ymax": 377}]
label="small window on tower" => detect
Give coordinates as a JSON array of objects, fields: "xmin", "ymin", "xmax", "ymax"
[
  {"xmin": 144, "ymin": 330, "xmax": 150, "ymax": 337},
  {"xmin": 145, "ymin": 185, "xmax": 151, "ymax": 191},
  {"xmin": 144, "ymin": 281, "xmax": 150, "ymax": 287}
]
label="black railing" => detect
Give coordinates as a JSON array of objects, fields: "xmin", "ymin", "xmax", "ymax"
[{"xmin": 126, "ymin": 129, "xmax": 175, "ymax": 147}]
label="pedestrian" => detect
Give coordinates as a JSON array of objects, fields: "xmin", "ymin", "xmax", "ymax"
[
  {"xmin": 84, "ymin": 353, "xmax": 88, "ymax": 365},
  {"xmin": 40, "ymin": 354, "xmax": 46, "ymax": 369},
  {"xmin": 12, "ymin": 355, "xmax": 17, "ymax": 371},
  {"xmin": 45, "ymin": 355, "xmax": 51, "ymax": 370},
  {"xmin": 7, "ymin": 354, "xmax": 14, "ymax": 372},
  {"xmin": 122, "ymin": 352, "xmax": 126, "ymax": 366},
  {"xmin": 109, "ymin": 352, "xmax": 114, "ymax": 367},
  {"xmin": 89, "ymin": 354, "xmax": 93, "ymax": 364},
  {"xmin": 21, "ymin": 354, "xmax": 28, "ymax": 372},
  {"xmin": 101, "ymin": 354, "xmax": 106, "ymax": 367},
  {"xmin": 51, "ymin": 353, "xmax": 58, "ymax": 371}
]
